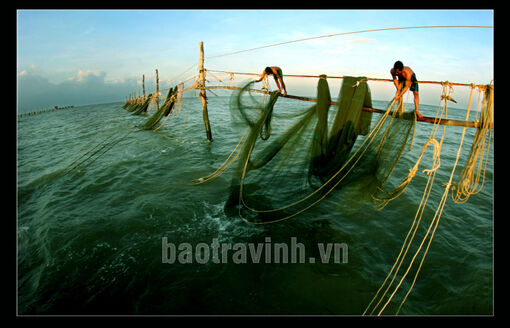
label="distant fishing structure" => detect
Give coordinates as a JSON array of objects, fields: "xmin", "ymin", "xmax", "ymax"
[
  {"xmin": 117, "ymin": 25, "xmax": 494, "ymax": 315},
  {"xmin": 17, "ymin": 105, "xmax": 75, "ymax": 118}
]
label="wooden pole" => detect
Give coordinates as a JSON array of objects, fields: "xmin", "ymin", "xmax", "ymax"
[
  {"xmin": 156, "ymin": 69, "xmax": 160, "ymax": 110},
  {"xmin": 143, "ymin": 74, "xmax": 146, "ymax": 99},
  {"xmin": 199, "ymin": 41, "xmax": 213, "ymax": 141},
  {"xmin": 178, "ymin": 81, "xmax": 184, "ymax": 112}
]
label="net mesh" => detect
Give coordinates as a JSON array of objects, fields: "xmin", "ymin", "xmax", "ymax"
[{"xmin": 225, "ymin": 76, "xmax": 416, "ymax": 223}]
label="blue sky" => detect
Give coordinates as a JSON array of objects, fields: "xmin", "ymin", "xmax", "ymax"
[{"xmin": 17, "ymin": 10, "xmax": 493, "ymax": 111}]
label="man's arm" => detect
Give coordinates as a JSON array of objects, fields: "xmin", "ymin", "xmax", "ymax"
[
  {"xmin": 395, "ymin": 69, "xmax": 413, "ymax": 100},
  {"xmin": 255, "ymin": 71, "xmax": 267, "ymax": 82},
  {"xmin": 395, "ymin": 80, "xmax": 412, "ymax": 100},
  {"xmin": 391, "ymin": 68, "xmax": 400, "ymax": 90}
]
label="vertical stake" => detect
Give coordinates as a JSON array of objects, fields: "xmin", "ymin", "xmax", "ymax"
[
  {"xmin": 143, "ymin": 74, "xmax": 146, "ymax": 100},
  {"xmin": 199, "ymin": 41, "xmax": 212, "ymax": 141},
  {"xmin": 156, "ymin": 69, "xmax": 160, "ymax": 110},
  {"xmin": 178, "ymin": 81, "xmax": 184, "ymax": 113}
]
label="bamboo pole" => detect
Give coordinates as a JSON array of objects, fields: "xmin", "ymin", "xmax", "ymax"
[{"xmin": 199, "ymin": 41, "xmax": 213, "ymax": 141}]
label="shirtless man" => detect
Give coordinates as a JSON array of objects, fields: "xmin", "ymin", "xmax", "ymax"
[
  {"xmin": 255, "ymin": 66, "xmax": 287, "ymax": 96},
  {"xmin": 391, "ymin": 61, "xmax": 423, "ymax": 120}
]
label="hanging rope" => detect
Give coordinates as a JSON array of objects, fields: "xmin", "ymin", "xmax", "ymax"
[
  {"xmin": 361, "ymin": 80, "xmax": 491, "ymax": 315},
  {"xmin": 451, "ymin": 83, "xmax": 493, "ymax": 203},
  {"xmin": 206, "ymin": 25, "xmax": 492, "ymax": 60},
  {"xmin": 363, "ymin": 83, "xmax": 452, "ymax": 316}
]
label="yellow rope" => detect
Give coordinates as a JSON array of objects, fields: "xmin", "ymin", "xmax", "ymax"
[
  {"xmin": 206, "ymin": 26, "xmax": 492, "ymax": 60},
  {"xmin": 451, "ymin": 83, "xmax": 493, "ymax": 203},
  {"xmin": 372, "ymin": 137, "xmax": 441, "ymax": 210},
  {"xmin": 394, "ymin": 85, "xmax": 479, "ymax": 315},
  {"xmin": 367, "ymin": 80, "xmax": 492, "ymax": 315},
  {"xmin": 238, "ymin": 99, "xmax": 400, "ymax": 224},
  {"xmin": 189, "ymin": 89, "xmax": 269, "ymax": 186},
  {"xmin": 189, "ymin": 128, "xmax": 249, "ymax": 185},
  {"xmin": 365, "ymin": 81, "xmax": 454, "ymax": 316},
  {"xmin": 377, "ymin": 85, "xmax": 459, "ymax": 315}
]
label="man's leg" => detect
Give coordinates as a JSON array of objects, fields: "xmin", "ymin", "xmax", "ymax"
[{"xmin": 413, "ymin": 90, "xmax": 423, "ymax": 120}]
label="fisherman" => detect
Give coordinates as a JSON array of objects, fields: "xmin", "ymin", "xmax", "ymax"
[
  {"xmin": 390, "ymin": 61, "xmax": 423, "ymax": 120},
  {"xmin": 255, "ymin": 66, "xmax": 287, "ymax": 96}
]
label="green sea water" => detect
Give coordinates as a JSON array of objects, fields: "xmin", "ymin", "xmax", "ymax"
[{"xmin": 17, "ymin": 96, "xmax": 493, "ymax": 315}]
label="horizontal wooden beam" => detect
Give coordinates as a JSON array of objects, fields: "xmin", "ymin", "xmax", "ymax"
[
  {"xmin": 205, "ymin": 85, "xmax": 493, "ymax": 129},
  {"xmin": 207, "ymin": 70, "xmax": 485, "ymax": 88}
]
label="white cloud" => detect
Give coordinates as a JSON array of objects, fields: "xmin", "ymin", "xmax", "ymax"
[
  {"xmin": 18, "ymin": 69, "xmax": 140, "ymax": 112},
  {"xmin": 106, "ymin": 77, "xmax": 126, "ymax": 84},
  {"xmin": 18, "ymin": 64, "xmax": 38, "ymax": 76},
  {"xmin": 67, "ymin": 69, "xmax": 105, "ymax": 82}
]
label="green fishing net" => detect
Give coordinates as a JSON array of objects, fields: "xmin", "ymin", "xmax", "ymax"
[
  {"xmin": 225, "ymin": 76, "xmax": 416, "ymax": 223},
  {"xmin": 123, "ymin": 93, "xmax": 152, "ymax": 114},
  {"xmin": 140, "ymin": 87, "xmax": 177, "ymax": 130},
  {"xmin": 132, "ymin": 93, "xmax": 154, "ymax": 115}
]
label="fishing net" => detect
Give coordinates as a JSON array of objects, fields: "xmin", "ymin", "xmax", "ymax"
[
  {"xmin": 131, "ymin": 93, "xmax": 154, "ymax": 115},
  {"xmin": 124, "ymin": 93, "xmax": 151, "ymax": 113},
  {"xmin": 225, "ymin": 76, "xmax": 417, "ymax": 223},
  {"xmin": 140, "ymin": 87, "xmax": 177, "ymax": 130}
]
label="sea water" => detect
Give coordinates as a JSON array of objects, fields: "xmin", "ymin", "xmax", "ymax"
[{"xmin": 17, "ymin": 96, "xmax": 493, "ymax": 315}]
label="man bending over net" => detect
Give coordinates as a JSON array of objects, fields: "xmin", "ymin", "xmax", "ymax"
[
  {"xmin": 255, "ymin": 66, "xmax": 287, "ymax": 96},
  {"xmin": 391, "ymin": 60, "xmax": 424, "ymax": 120}
]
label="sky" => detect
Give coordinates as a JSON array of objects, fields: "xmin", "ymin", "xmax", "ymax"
[{"xmin": 17, "ymin": 9, "xmax": 494, "ymax": 112}]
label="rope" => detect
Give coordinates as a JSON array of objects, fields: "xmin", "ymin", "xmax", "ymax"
[
  {"xmin": 378, "ymin": 83, "xmax": 451, "ymax": 315},
  {"xmin": 62, "ymin": 129, "xmax": 135, "ymax": 175},
  {"xmin": 206, "ymin": 25, "xmax": 492, "ymax": 60},
  {"xmin": 124, "ymin": 25, "xmax": 492, "ymax": 102},
  {"xmin": 207, "ymin": 69, "xmax": 489, "ymax": 88},
  {"xmin": 238, "ymin": 99, "xmax": 400, "ymax": 224},
  {"xmin": 451, "ymin": 83, "xmax": 493, "ymax": 203},
  {"xmin": 393, "ymin": 84, "xmax": 482, "ymax": 315},
  {"xmin": 189, "ymin": 128, "xmax": 249, "ymax": 186},
  {"xmin": 362, "ymin": 80, "xmax": 486, "ymax": 315}
]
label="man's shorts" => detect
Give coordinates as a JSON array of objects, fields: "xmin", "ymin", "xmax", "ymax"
[
  {"xmin": 400, "ymin": 73, "xmax": 419, "ymax": 92},
  {"xmin": 409, "ymin": 73, "xmax": 419, "ymax": 92},
  {"xmin": 275, "ymin": 68, "xmax": 283, "ymax": 80}
]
